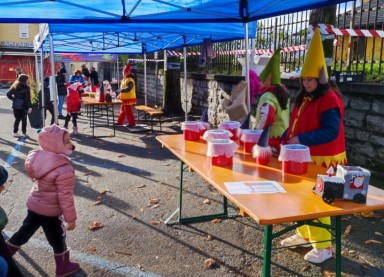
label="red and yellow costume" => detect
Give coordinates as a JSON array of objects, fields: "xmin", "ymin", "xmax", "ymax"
[
  {"xmin": 285, "ymin": 88, "xmax": 347, "ymax": 168},
  {"xmin": 117, "ymin": 64, "xmax": 136, "ymax": 126}
]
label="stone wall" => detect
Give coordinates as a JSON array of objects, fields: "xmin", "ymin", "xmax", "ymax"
[{"xmin": 136, "ymin": 70, "xmax": 384, "ymax": 180}]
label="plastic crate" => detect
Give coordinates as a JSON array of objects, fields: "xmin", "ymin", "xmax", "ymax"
[{"xmin": 330, "ymin": 70, "xmax": 364, "ymax": 83}]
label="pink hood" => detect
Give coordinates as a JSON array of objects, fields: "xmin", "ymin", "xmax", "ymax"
[{"xmin": 38, "ymin": 124, "xmax": 72, "ymax": 155}]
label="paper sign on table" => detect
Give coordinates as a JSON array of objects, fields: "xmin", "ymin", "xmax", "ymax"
[{"xmin": 224, "ymin": 181, "xmax": 286, "ymax": 195}]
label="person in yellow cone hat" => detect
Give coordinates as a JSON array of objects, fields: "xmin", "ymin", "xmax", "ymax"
[
  {"xmin": 280, "ymin": 28, "xmax": 347, "ymax": 263},
  {"xmin": 255, "ymin": 48, "xmax": 290, "ymax": 154}
]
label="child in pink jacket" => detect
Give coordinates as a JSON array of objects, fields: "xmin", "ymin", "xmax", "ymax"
[{"xmin": 5, "ymin": 124, "xmax": 80, "ymax": 277}]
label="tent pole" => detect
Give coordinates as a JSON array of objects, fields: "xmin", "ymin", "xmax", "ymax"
[
  {"xmin": 244, "ymin": 22, "xmax": 251, "ymax": 111},
  {"xmin": 37, "ymin": 50, "xmax": 45, "ymax": 126},
  {"xmin": 117, "ymin": 54, "xmax": 120, "ymax": 90},
  {"xmin": 163, "ymin": 50, "xmax": 167, "ymax": 108},
  {"xmin": 183, "ymin": 42, "xmax": 187, "ymax": 122},
  {"xmin": 144, "ymin": 52, "xmax": 147, "ymax": 106},
  {"xmin": 49, "ymin": 33, "xmax": 58, "ymax": 125}
]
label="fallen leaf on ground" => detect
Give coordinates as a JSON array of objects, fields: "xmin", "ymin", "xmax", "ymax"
[
  {"xmin": 100, "ymin": 189, "xmax": 112, "ymax": 194},
  {"xmin": 361, "ymin": 211, "xmax": 376, "ymax": 218},
  {"xmin": 365, "ymin": 239, "xmax": 382, "ymax": 244},
  {"xmin": 301, "ymin": 264, "xmax": 311, "ymax": 272},
  {"xmin": 344, "ymin": 225, "xmax": 352, "ymax": 235},
  {"xmin": 162, "ymin": 163, "xmax": 170, "ymax": 166},
  {"xmin": 92, "ymin": 200, "xmax": 102, "ymax": 206},
  {"xmin": 348, "ymin": 249, "xmax": 356, "ymax": 255},
  {"xmin": 88, "ymin": 220, "xmax": 104, "ymax": 230},
  {"xmin": 115, "ymin": 251, "xmax": 132, "ymax": 256},
  {"xmin": 204, "ymin": 258, "xmax": 216, "ymax": 269},
  {"xmin": 374, "ymin": 231, "xmax": 383, "ymax": 236},
  {"xmin": 137, "ymin": 264, "xmax": 145, "ymax": 271},
  {"xmin": 206, "ymin": 235, "xmax": 213, "ymax": 241},
  {"xmin": 148, "ymin": 198, "xmax": 161, "ymax": 205},
  {"xmin": 137, "ymin": 184, "xmax": 146, "ymax": 188},
  {"xmin": 150, "ymin": 220, "xmax": 162, "ymax": 225},
  {"xmin": 88, "ymin": 246, "xmax": 96, "ymax": 251},
  {"xmin": 150, "ymin": 204, "xmax": 160, "ymax": 209},
  {"xmin": 211, "ymin": 219, "xmax": 221, "ymax": 223},
  {"xmin": 203, "ymin": 199, "xmax": 211, "ymax": 205}
]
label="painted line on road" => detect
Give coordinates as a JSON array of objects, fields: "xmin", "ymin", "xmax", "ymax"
[
  {"xmin": 3, "ymin": 137, "xmax": 26, "ymax": 169},
  {"xmin": 3, "ymin": 230, "xmax": 164, "ymax": 277}
]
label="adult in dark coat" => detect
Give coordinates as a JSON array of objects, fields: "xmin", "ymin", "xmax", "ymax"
[
  {"xmin": 38, "ymin": 77, "xmax": 54, "ymax": 125},
  {"xmin": 55, "ymin": 70, "xmax": 68, "ymax": 119},
  {"xmin": 89, "ymin": 67, "xmax": 99, "ymax": 86},
  {"xmin": 6, "ymin": 74, "xmax": 32, "ymax": 137},
  {"xmin": 81, "ymin": 64, "xmax": 90, "ymax": 80}
]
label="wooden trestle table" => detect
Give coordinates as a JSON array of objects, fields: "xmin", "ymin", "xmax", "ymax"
[
  {"xmin": 82, "ymin": 96, "xmax": 122, "ymax": 137},
  {"xmin": 156, "ymin": 134, "xmax": 384, "ymax": 277}
]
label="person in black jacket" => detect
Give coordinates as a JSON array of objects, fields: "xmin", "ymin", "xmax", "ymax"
[
  {"xmin": 89, "ymin": 67, "xmax": 99, "ymax": 87},
  {"xmin": 55, "ymin": 70, "xmax": 68, "ymax": 120},
  {"xmin": 39, "ymin": 77, "xmax": 54, "ymax": 125},
  {"xmin": 81, "ymin": 64, "xmax": 90, "ymax": 81},
  {"xmin": 6, "ymin": 74, "xmax": 32, "ymax": 138}
]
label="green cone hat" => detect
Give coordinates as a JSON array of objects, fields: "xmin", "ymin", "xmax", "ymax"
[{"xmin": 258, "ymin": 48, "xmax": 281, "ymax": 85}]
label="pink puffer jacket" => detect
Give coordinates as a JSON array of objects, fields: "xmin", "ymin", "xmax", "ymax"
[{"xmin": 24, "ymin": 125, "xmax": 76, "ymax": 223}]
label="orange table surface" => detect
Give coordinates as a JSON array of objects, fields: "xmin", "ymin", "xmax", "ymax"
[
  {"xmin": 156, "ymin": 134, "xmax": 384, "ymax": 225},
  {"xmin": 82, "ymin": 96, "xmax": 122, "ymax": 105}
]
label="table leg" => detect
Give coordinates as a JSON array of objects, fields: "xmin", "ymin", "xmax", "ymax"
[
  {"xmin": 263, "ymin": 225, "xmax": 272, "ymax": 277},
  {"xmin": 91, "ymin": 106, "xmax": 95, "ymax": 137},
  {"xmin": 165, "ymin": 160, "xmax": 229, "ymax": 225},
  {"xmin": 112, "ymin": 104, "xmax": 115, "ymax": 137},
  {"xmin": 335, "ymin": 216, "xmax": 342, "ymax": 277}
]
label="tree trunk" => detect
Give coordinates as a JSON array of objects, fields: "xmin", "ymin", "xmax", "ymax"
[
  {"xmin": 162, "ymin": 56, "xmax": 185, "ymax": 117},
  {"xmin": 309, "ymin": 7, "xmax": 336, "ymax": 76}
]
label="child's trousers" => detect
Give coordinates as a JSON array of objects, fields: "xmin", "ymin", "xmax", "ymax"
[
  {"xmin": 8, "ymin": 210, "xmax": 67, "ymax": 254},
  {"xmin": 297, "ymin": 216, "xmax": 332, "ymax": 249},
  {"xmin": 64, "ymin": 113, "xmax": 78, "ymax": 129}
]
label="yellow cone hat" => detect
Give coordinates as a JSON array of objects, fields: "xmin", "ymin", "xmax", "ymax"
[
  {"xmin": 300, "ymin": 28, "xmax": 328, "ymax": 83},
  {"xmin": 259, "ymin": 48, "xmax": 281, "ymax": 85}
]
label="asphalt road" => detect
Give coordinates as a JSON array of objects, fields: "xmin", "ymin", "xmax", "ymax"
[{"xmin": 0, "ymin": 89, "xmax": 383, "ymax": 277}]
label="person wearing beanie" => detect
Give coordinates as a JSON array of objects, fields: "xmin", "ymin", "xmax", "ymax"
[
  {"xmin": 6, "ymin": 124, "xmax": 80, "ymax": 277},
  {"xmin": 63, "ymin": 83, "xmax": 82, "ymax": 135},
  {"xmin": 280, "ymin": 28, "xmax": 347, "ymax": 264},
  {"xmin": 255, "ymin": 48, "xmax": 290, "ymax": 154},
  {"xmin": 0, "ymin": 166, "xmax": 24, "ymax": 277},
  {"xmin": 116, "ymin": 63, "xmax": 137, "ymax": 127},
  {"xmin": 6, "ymin": 74, "xmax": 33, "ymax": 138}
]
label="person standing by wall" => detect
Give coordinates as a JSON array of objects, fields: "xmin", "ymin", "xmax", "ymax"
[
  {"xmin": 81, "ymin": 64, "xmax": 90, "ymax": 81},
  {"xmin": 55, "ymin": 70, "xmax": 68, "ymax": 120},
  {"xmin": 116, "ymin": 64, "xmax": 136, "ymax": 127},
  {"xmin": 280, "ymin": 28, "xmax": 347, "ymax": 264},
  {"xmin": 6, "ymin": 74, "xmax": 32, "ymax": 138},
  {"xmin": 89, "ymin": 67, "xmax": 99, "ymax": 87}
]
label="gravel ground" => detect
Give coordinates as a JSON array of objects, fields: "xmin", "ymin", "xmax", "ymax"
[{"xmin": 0, "ymin": 89, "xmax": 383, "ymax": 277}]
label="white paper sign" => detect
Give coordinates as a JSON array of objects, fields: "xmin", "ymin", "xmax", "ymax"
[{"xmin": 224, "ymin": 181, "xmax": 286, "ymax": 195}]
